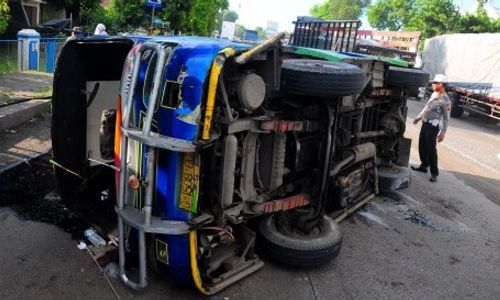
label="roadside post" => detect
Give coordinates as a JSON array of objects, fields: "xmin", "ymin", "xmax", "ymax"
[{"xmin": 147, "ymin": 0, "xmax": 163, "ymax": 31}]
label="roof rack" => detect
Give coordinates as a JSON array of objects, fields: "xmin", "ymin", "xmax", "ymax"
[{"xmin": 291, "ymin": 17, "xmax": 361, "ymax": 52}]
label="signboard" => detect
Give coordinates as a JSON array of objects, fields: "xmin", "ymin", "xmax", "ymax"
[
  {"xmin": 220, "ymin": 21, "xmax": 236, "ymax": 40},
  {"xmin": 146, "ymin": 0, "xmax": 162, "ymax": 8}
]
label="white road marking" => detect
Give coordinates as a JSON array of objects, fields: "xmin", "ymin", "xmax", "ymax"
[{"xmin": 497, "ymin": 153, "xmax": 500, "ymax": 160}]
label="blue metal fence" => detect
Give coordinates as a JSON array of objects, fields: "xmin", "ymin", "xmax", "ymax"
[
  {"xmin": 0, "ymin": 38, "xmax": 65, "ymax": 73},
  {"xmin": 40, "ymin": 38, "xmax": 66, "ymax": 72}
]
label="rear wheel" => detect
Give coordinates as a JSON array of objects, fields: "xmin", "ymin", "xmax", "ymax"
[
  {"xmin": 387, "ymin": 67, "xmax": 430, "ymax": 88},
  {"xmin": 448, "ymin": 92, "xmax": 464, "ymax": 118},
  {"xmin": 281, "ymin": 59, "xmax": 366, "ymax": 98},
  {"xmin": 258, "ymin": 214, "xmax": 342, "ymax": 267}
]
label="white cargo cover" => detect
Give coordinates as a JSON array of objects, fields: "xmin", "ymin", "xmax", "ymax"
[{"xmin": 421, "ymin": 33, "xmax": 500, "ymax": 97}]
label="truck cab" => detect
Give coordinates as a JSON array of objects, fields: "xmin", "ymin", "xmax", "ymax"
[{"xmin": 51, "ymin": 32, "xmax": 427, "ymax": 294}]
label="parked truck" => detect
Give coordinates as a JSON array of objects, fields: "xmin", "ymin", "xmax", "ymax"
[
  {"xmin": 50, "ymin": 25, "xmax": 427, "ymax": 294},
  {"xmin": 421, "ymin": 33, "xmax": 500, "ymax": 121}
]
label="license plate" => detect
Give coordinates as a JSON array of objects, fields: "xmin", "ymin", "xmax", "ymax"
[{"xmin": 179, "ymin": 153, "xmax": 200, "ymax": 213}]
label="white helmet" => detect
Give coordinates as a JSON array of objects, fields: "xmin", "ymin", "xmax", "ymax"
[{"xmin": 431, "ymin": 74, "xmax": 447, "ymax": 83}]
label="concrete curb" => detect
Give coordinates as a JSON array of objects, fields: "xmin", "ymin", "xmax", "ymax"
[
  {"xmin": 0, "ymin": 99, "xmax": 51, "ymax": 131},
  {"xmin": 0, "ymin": 149, "xmax": 51, "ymax": 174}
]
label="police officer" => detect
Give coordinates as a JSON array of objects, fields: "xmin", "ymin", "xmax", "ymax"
[{"xmin": 412, "ymin": 74, "xmax": 451, "ymax": 182}]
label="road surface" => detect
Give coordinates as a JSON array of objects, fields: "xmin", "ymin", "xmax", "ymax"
[{"xmin": 0, "ymin": 99, "xmax": 499, "ymax": 299}]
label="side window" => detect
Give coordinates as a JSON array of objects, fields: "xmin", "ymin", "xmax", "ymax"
[{"xmin": 160, "ymin": 81, "xmax": 180, "ymax": 109}]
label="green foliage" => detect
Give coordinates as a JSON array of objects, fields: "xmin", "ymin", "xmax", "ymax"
[
  {"xmin": 187, "ymin": 0, "xmax": 228, "ymax": 36},
  {"xmin": 367, "ymin": 0, "xmax": 411, "ymax": 30},
  {"xmin": 80, "ymin": 0, "xmax": 107, "ymax": 32},
  {"xmin": 367, "ymin": 0, "xmax": 499, "ymax": 43},
  {"xmin": 235, "ymin": 24, "xmax": 246, "ymax": 39},
  {"xmin": 0, "ymin": 0, "xmax": 10, "ymax": 34},
  {"xmin": 255, "ymin": 26, "xmax": 265, "ymax": 39},
  {"xmin": 367, "ymin": 0, "xmax": 459, "ymax": 41},
  {"xmin": 310, "ymin": 0, "xmax": 370, "ymax": 20},
  {"xmin": 105, "ymin": 0, "xmax": 150, "ymax": 34},
  {"xmin": 405, "ymin": 0, "xmax": 459, "ymax": 40},
  {"xmin": 223, "ymin": 10, "xmax": 238, "ymax": 22},
  {"xmin": 454, "ymin": 4, "xmax": 500, "ymax": 33},
  {"xmin": 160, "ymin": 0, "xmax": 194, "ymax": 35}
]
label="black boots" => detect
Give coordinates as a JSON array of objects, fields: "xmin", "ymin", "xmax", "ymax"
[{"xmin": 411, "ymin": 165, "xmax": 428, "ymax": 173}]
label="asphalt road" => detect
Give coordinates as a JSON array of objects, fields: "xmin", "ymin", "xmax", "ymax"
[{"xmin": 0, "ymin": 99, "xmax": 499, "ymax": 300}]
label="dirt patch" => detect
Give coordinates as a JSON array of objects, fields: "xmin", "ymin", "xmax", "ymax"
[{"xmin": 0, "ymin": 154, "xmax": 88, "ymax": 238}]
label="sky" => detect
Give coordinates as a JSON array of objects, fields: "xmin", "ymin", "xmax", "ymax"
[{"xmin": 228, "ymin": 0, "xmax": 500, "ymax": 32}]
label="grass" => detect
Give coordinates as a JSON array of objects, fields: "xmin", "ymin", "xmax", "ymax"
[
  {"xmin": 31, "ymin": 85, "xmax": 53, "ymax": 98},
  {"xmin": 0, "ymin": 57, "xmax": 17, "ymax": 74},
  {"xmin": 0, "ymin": 43, "xmax": 18, "ymax": 74},
  {"xmin": 1, "ymin": 91, "xmax": 12, "ymax": 105}
]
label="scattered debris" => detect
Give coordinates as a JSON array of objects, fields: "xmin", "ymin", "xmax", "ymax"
[
  {"xmin": 104, "ymin": 262, "xmax": 120, "ymax": 279},
  {"xmin": 86, "ymin": 247, "xmax": 122, "ymax": 300},
  {"xmin": 77, "ymin": 241, "xmax": 87, "ymax": 250},
  {"xmin": 405, "ymin": 209, "xmax": 437, "ymax": 231},
  {"xmin": 84, "ymin": 228, "xmax": 107, "ymax": 247},
  {"xmin": 449, "ymin": 255, "xmax": 461, "ymax": 265}
]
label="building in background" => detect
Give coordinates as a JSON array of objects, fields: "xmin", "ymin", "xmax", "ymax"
[
  {"xmin": 3, "ymin": 0, "xmax": 65, "ymax": 37},
  {"xmin": 265, "ymin": 20, "xmax": 278, "ymax": 38}
]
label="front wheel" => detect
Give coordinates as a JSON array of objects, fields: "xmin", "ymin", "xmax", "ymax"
[{"xmin": 258, "ymin": 214, "xmax": 342, "ymax": 267}]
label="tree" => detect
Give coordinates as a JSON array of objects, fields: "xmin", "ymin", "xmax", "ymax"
[
  {"xmin": 0, "ymin": 0, "xmax": 10, "ymax": 34},
  {"xmin": 160, "ymin": 0, "xmax": 194, "ymax": 35},
  {"xmin": 367, "ymin": 0, "xmax": 460, "ymax": 41},
  {"xmin": 223, "ymin": 10, "xmax": 238, "ymax": 22},
  {"xmin": 255, "ymin": 26, "xmax": 265, "ymax": 39},
  {"xmin": 454, "ymin": 1, "xmax": 500, "ymax": 33},
  {"xmin": 367, "ymin": 0, "xmax": 411, "ymax": 30},
  {"xmin": 310, "ymin": 0, "xmax": 370, "ymax": 20},
  {"xmin": 80, "ymin": 0, "xmax": 107, "ymax": 32},
  {"xmin": 106, "ymin": 0, "xmax": 150, "ymax": 34},
  {"xmin": 404, "ymin": 0, "xmax": 460, "ymax": 40},
  {"xmin": 187, "ymin": 0, "xmax": 228, "ymax": 36},
  {"xmin": 235, "ymin": 24, "xmax": 246, "ymax": 39}
]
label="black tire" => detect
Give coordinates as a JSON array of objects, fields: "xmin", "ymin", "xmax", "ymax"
[
  {"xmin": 448, "ymin": 92, "xmax": 464, "ymax": 118},
  {"xmin": 51, "ymin": 44, "xmax": 88, "ymax": 201},
  {"xmin": 281, "ymin": 59, "xmax": 366, "ymax": 98},
  {"xmin": 258, "ymin": 214, "xmax": 342, "ymax": 267},
  {"xmin": 407, "ymin": 86, "xmax": 420, "ymax": 98},
  {"xmin": 387, "ymin": 67, "xmax": 430, "ymax": 88}
]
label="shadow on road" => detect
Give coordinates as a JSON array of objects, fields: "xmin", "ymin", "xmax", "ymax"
[{"xmin": 449, "ymin": 170, "xmax": 500, "ymax": 205}]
